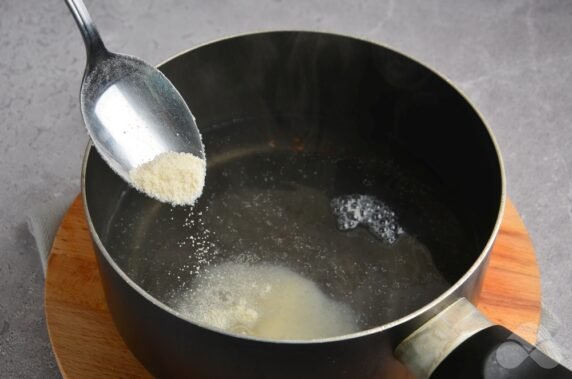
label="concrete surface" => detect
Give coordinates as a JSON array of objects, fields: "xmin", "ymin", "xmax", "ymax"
[{"xmin": 1, "ymin": 0, "xmax": 571, "ymax": 377}]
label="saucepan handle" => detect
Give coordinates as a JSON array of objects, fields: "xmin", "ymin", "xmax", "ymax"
[{"xmin": 395, "ymin": 298, "xmax": 572, "ymax": 379}]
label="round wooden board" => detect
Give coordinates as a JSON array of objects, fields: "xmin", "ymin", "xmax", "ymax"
[{"xmin": 45, "ymin": 196, "xmax": 541, "ymax": 379}]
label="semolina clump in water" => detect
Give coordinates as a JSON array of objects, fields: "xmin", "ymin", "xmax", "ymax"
[
  {"xmin": 129, "ymin": 151, "xmax": 206, "ymax": 206},
  {"xmin": 174, "ymin": 262, "xmax": 359, "ymax": 340}
]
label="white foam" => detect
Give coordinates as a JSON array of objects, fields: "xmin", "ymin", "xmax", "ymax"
[{"xmin": 330, "ymin": 194, "xmax": 403, "ymax": 243}]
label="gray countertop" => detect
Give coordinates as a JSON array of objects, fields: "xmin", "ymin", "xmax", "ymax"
[{"xmin": 1, "ymin": 0, "xmax": 571, "ymax": 376}]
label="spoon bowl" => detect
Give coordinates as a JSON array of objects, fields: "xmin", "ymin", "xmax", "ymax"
[{"xmin": 66, "ymin": 0, "xmax": 203, "ymax": 183}]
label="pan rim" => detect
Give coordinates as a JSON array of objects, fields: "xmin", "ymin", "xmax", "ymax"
[{"xmin": 81, "ymin": 29, "xmax": 506, "ymax": 345}]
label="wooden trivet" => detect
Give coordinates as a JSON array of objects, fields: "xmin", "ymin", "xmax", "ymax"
[{"xmin": 45, "ymin": 197, "xmax": 541, "ymax": 378}]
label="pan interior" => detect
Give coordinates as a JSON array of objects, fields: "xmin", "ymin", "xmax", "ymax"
[
  {"xmin": 85, "ymin": 31, "xmax": 501, "ymax": 334},
  {"xmin": 97, "ymin": 115, "xmax": 474, "ymax": 330}
]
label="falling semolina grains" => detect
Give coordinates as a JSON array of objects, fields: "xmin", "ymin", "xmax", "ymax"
[{"xmin": 129, "ymin": 151, "xmax": 206, "ymax": 206}]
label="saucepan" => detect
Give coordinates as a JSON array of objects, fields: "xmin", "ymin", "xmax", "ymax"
[{"xmin": 81, "ymin": 31, "xmax": 571, "ymax": 378}]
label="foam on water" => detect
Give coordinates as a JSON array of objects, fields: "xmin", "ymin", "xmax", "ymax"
[{"xmin": 330, "ymin": 194, "xmax": 403, "ymax": 244}]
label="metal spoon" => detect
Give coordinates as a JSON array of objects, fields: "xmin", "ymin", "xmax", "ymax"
[{"xmin": 64, "ymin": 0, "xmax": 204, "ymax": 184}]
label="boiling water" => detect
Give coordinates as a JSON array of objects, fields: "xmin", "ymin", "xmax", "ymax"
[
  {"xmin": 331, "ymin": 194, "xmax": 403, "ymax": 244},
  {"xmin": 104, "ymin": 117, "xmax": 477, "ymax": 333},
  {"xmin": 175, "ymin": 262, "xmax": 359, "ymax": 340}
]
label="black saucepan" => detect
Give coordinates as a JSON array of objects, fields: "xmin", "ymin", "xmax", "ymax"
[{"xmin": 81, "ymin": 31, "xmax": 571, "ymax": 378}]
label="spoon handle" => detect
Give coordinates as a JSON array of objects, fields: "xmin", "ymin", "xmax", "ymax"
[{"xmin": 64, "ymin": 0, "xmax": 107, "ymax": 60}]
